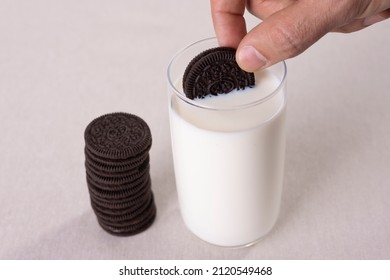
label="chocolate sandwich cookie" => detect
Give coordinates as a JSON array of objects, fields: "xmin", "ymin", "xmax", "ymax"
[
  {"xmin": 90, "ymin": 190, "xmax": 151, "ymax": 215},
  {"xmin": 97, "ymin": 207, "xmax": 156, "ymax": 236},
  {"xmin": 85, "ymin": 156, "xmax": 149, "ymax": 179},
  {"xmin": 90, "ymin": 183, "xmax": 151, "ymax": 210},
  {"xmin": 85, "ymin": 112, "xmax": 152, "ymax": 160},
  {"xmin": 96, "ymin": 196, "xmax": 156, "ymax": 227},
  {"xmin": 183, "ymin": 47, "xmax": 255, "ymax": 99},
  {"xmin": 84, "ymin": 144, "xmax": 151, "ymax": 166},
  {"xmin": 86, "ymin": 171, "xmax": 151, "ymax": 194},
  {"xmin": 85, "ymin": 148, "xmax": 150, "ymax": 173},
  {"xmin": 96, "ymin": 199, "xmax": 156, "ymax": 236},
  {"xmin": 90, "ymin": 189, "xmax": 149, "ymax": 211},
  {"xmin": 87, "ymin": 174, "xmax": 151, "ymax": 201},
  {"xmin": 92, "ymin": 193, "xmax": 153, "ymax": 222},
  {"xmin": 85, "ymin": 161, "xmax": 150, "ymax": 186}
]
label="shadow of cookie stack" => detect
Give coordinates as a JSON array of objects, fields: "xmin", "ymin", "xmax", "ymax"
[{"xmin": 84, "ymin": 112, "xmax": 156, "ymax": 236}]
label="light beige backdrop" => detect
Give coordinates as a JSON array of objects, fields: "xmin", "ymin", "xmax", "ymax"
[{"xmin": 0, "ymin": 0, "xmax": 389, "ymax": 259}]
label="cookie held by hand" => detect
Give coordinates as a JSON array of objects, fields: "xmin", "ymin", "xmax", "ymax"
[{"xmin": 183, "ymin": 47, "xmax": 255, "ymax": 99}]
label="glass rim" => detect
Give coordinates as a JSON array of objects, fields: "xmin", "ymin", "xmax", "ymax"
[{"xmin": 167, "ymin": 37, "xmax": 287, "ymax": 111}]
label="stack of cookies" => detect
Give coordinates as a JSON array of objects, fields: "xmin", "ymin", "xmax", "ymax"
[{"xmin": 84, "ymin": 112, "xmax": 156, "ymax": 236}]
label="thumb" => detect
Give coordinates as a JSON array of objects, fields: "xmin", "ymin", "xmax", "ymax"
[{"xmin": 236, "ymin": 2, "xmax": 341, "ymax": 72}]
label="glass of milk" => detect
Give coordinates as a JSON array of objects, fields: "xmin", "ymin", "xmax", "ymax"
[{"xmin": 167, "ymin": 38, "xmax": 287, "ymax": 247}]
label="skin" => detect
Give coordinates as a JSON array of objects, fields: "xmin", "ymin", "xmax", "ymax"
[{"xmin": 210, "ymin": 0, "xmax": 390, "ymax": 71}]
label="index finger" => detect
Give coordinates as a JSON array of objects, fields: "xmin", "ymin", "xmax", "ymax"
[{"xmin": 210, "ymin": 0, "xmax": 247, "ymax": 48}]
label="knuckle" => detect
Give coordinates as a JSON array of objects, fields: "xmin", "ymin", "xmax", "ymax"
[{"xmin": 270, "ymin": 21, "xmax": 307, "ymax": 57}]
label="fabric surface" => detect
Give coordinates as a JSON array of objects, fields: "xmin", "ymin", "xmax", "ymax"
[{"xmin": 0, "ymin": 0, "xmax": 389, "ymax": 259}]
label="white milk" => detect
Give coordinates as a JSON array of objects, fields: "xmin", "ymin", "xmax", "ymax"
[{"xmin": 169, "ymin": 70, "xmax": 286, "ymax": 247}]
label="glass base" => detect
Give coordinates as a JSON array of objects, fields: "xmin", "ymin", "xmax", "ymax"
[{"xmin": 189, "ymin": 223, "xmax": 278, "ymax": 249}]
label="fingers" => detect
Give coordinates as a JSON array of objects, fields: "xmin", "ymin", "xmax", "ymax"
[
  {"xmin": 212, "ymin": 0, "xmax": 390, "ymax": 72},
  {"xmin": 246, "ymin": 0, "xmax": 297, "ymax": 19},
  {"xmin": 210, "ymin": 0, "xmax": 247, "ymax": 48},
  {"xmin": 210, "ymin": 0, "xmax": 297, "ymax": 48},
  {"xmin": 333, "ymin": 8, "xmax": 390, "ymax": 32},
  {"xmin": 236, "ymin": 1, "xmax": 346, "ymax": 72},
  {"xmin": 363, "ymin": 7, "xmax": 390, "ymax": 26}
]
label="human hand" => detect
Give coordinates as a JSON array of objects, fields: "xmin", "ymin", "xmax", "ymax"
[{"xmin": 210, "ymin": 0, "xmax": 390, "ymax": 71}]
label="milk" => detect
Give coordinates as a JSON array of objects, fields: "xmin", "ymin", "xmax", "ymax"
[{"xmin": 169, "ymin": 70, "xmax": 286, "ymax": 247}]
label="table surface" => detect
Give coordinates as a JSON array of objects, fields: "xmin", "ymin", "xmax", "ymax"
[{"xmin": 1, "ymin": 0, "xmax": 389, "ymax": 260}]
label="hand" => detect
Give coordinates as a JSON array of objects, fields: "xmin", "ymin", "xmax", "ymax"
[{"xmin": 210, "ymin": 0, "xmax": 390, "ymax": 71}]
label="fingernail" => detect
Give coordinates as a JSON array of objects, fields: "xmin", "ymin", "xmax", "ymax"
[
  {"xmin": 364, "ymin": 14, "xmax": 386, "ymax": 26},
  {"xmin": 238, "ymin": 46, "xmax": 267, "ymax": 71}
]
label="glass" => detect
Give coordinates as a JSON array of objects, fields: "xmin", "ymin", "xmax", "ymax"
[{"xmin": 167, "ymin": 38, "xmax": 287, "ymax": 247}]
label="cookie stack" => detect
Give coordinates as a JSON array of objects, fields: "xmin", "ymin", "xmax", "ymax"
[{"xmin": 84, "ymin": 112, "xmax": 156, "ymax": 236}]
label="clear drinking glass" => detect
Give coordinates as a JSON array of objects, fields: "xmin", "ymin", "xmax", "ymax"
[{"xmin": 167, "ymin": 38, "xmax": 287, "ymax": 247}]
